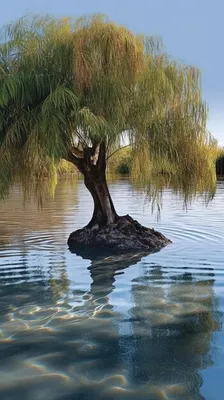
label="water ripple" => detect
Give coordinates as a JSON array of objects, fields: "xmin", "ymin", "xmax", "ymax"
[{"xmin": 0, "ymin": 179, "xmax": 224, "ymax": 399}]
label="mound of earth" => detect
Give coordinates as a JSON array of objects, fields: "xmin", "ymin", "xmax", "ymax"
[{"xmin": 68, "ymin": 215, "xmax": 171, "ymax": 253}]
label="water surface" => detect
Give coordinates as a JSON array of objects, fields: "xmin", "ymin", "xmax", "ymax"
[{"xmin": 0, "ymin": 178, "xmax": 223, "ymax": 400}]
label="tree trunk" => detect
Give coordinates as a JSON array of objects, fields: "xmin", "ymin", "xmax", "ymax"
[
  {"xmin": 84, "ymin": 167, "xmax": 118, "ymax": 228},
  {"xmin": 67, "ymin": 143, "xmax": 171, "ymax": 253}
]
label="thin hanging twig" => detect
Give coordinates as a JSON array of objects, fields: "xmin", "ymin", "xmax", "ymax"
[{"xmin": 106, "ymin": 144, "xmax": 131, "ymax": 161}]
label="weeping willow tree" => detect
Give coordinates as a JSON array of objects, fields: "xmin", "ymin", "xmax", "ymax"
[{"xmin": 0, "ymin": 14, "xmax": 217, "ymax": 251}]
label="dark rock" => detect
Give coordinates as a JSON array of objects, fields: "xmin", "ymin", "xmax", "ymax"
[{"xmin": 68, "ymin": 215, "xmax": 171, "ymax": 253}]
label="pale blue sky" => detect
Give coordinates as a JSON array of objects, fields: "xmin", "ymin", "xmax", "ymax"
[{"xmin": 1, "ymin": 0, "xmax": 224, "ymax": 144}]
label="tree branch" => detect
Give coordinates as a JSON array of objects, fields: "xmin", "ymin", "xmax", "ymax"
[
  {"xmin": 106, "ymin": 144, "xmax": 131, "ymax": 161},
  {"xmin": 90, "ymin": 143, "xmax": 100, "ymax": 165},
  {"xmin": 71, "ymin": 146, "xmax": 84, "ymax": 159},
  {"xmin": 74, "ymin": 129, "xmax": 88, "ymax": 148},
  {"xmin": 97, "ymin": 142, "xmax": 107, "ymax": 170},
  {"xmin": 63, "ymin": 149, "xmax": 85, "ymax": 174}
]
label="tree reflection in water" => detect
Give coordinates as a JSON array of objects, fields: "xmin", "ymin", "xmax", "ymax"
[
  {"xmin": 69, "ymin": 248, "xmax": 221, "ymax": 399},
  {"xmin": 0, "ymin": 237, "xmax": 222, "ymax": 399}
]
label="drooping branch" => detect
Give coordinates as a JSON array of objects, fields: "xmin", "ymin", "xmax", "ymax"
[
  {"xmin": 73, "ymin": 129, "xmax": 88, "ymax": 148},
  {"xmin": 106, "ymin": 144, "xmax": 131, "ymax": 161}
]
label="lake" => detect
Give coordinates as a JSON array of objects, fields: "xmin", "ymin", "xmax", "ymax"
[{"xmin": 0, "ymin": 177, "xmax": 223, "ymax": 400}]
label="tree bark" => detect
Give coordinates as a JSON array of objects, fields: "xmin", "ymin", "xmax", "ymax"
[
  {"xmin": 84, "ymin": 166, "xmax": 118, "ymax": 228},
  {"xmin": 66, "ymin": 143, "xmax": 118, "ymax": 228}
]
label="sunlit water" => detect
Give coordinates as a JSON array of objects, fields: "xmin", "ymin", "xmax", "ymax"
[{"xmin": 0, "ymin": 177, "xmax": 224, "ymax": 400}]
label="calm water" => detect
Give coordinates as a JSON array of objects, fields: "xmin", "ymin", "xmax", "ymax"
[{"xmin": 0, "ymin": 178, "xmax": 224, "ymax": 400}]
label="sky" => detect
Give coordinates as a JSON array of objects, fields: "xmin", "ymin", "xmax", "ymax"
[{"xmin": 1, "ymin": 0, "xmax": 224, "ymax": 145}]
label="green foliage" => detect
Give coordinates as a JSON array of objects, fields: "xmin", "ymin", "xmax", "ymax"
[
  {"xmin": 0, "ymin": 13, "xmax": 218, "ymax": 204},
  {"xmin": 108, "ymin": 147, "xmax": 132, "ymax": 174},
  {"xmin": 216, "ymin": 147, "xmax": 224, "ymax": 160},
  {"xmin": 57, "ymin": 159, "xmax": 77, "ymax": 175},
  {"xmin": 216, "ymin": 147, "xmax": 224, "ymax": 176}
]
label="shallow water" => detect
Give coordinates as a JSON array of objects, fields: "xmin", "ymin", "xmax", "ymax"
[{"xmin": 0, "ymin": 177, "xmax": 223, "ymax": 400}]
